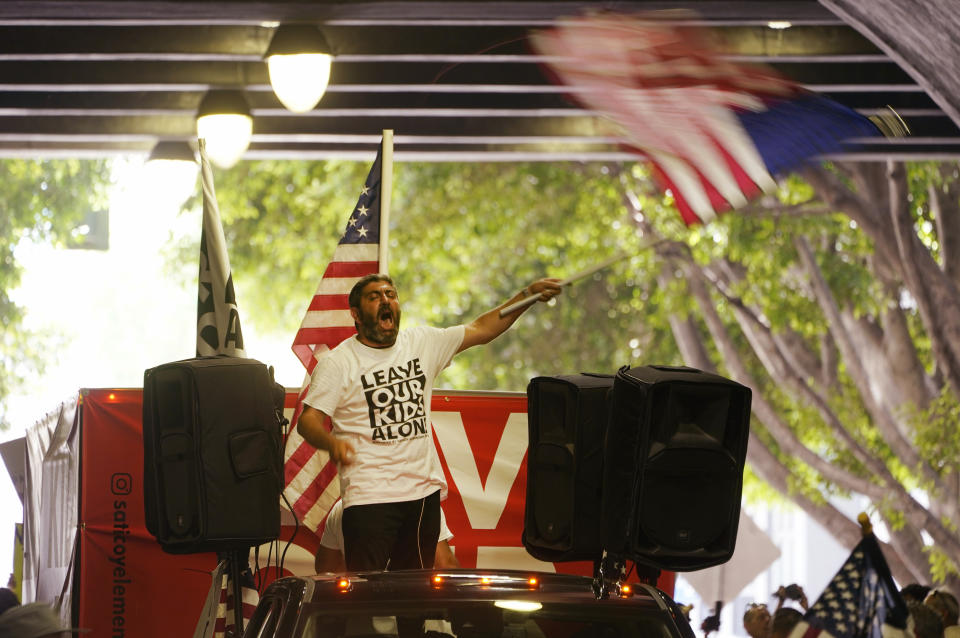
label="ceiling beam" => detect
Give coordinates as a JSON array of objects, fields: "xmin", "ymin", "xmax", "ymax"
[
  {"xmin": 0, "ymin": 2, "xmax": 840, "ymax": 24},
  {"xmin": 0, "ymin": 24, "xmax": 877, "ymax": 58},
  {"xmin": 0, "ymin": 59, "xmax": 918, "ymax": 90}
]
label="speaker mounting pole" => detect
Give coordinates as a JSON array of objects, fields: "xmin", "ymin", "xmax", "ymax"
[{"xmin": 220, "ymin": 548, "xmax": 251, "ymax": 638}]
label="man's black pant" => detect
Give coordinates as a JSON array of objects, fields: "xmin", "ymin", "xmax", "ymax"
[{"xmin": 342, "ymin": 490, "xmax": 441, "ymax": 571}]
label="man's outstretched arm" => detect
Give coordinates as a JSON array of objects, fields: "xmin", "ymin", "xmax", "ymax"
[{"xmin": 458, "ymin": 278, "xmax": 562, "ymax": 353}]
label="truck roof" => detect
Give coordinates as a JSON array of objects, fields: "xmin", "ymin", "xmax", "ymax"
[{"xmin": 245, "ymin": 569, "xmax": 696, "ymax": 638}]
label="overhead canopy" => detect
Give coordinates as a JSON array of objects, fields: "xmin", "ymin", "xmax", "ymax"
[{"xmin": 0, "ymin": 0, "xmax": 956, "ymax": 161}]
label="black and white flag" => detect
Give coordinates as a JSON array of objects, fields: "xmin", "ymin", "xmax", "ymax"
[{"xmin": 196, "ymin": 138, "xmax": 245, "ymax": 357}]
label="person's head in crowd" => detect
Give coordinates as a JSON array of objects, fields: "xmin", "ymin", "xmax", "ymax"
[
  {"xmin": 701, "ymin": 601, "xmax": 723, "ymax": 636},
  {"xmin": 0, "ymin": 587, "xmax": 19, "ymax": 615},
  {"xmin": 910, "ymin": 601, "xmax": 946, "ymax": 638},
  {"xmin": 744, "ymin": 603, "xmax": 772, "ymax": 638},
  {"xmin": 771, "ymin": 608, "xmax": 803, "ymax": 638},
  {"xmin": 903, "ymin": 585, "xmax": 934, "ymax": 606},
  {"xmin": 0, "ymin": 601, "xmax": 84, "ymax": 637},
  {"xmin": 926, "ymin": 591, "xmax": 960, "ymax": 628}
]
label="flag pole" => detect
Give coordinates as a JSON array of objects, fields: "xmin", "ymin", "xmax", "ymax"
[
  {"xmin": 498, "ymin": 237, "xmax": 665, "ymax": 317},
  {"xmin": 379, "ymin": 129, "xmax": 393, "ymax": 274}
]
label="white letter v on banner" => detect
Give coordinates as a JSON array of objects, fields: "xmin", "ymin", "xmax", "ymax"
[{"xmin": 432, "ymin": 412, "xmax": 527, "ymax": 529}]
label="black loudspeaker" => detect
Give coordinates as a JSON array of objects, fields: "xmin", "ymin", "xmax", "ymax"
[
  {"xmin": 143, "ymin": 356, "xmax": 283, "ymax": 554},
  {"xmin": 602, "ymin": 365, "xmax": 751, "ymax": 571},
  {"xmin": 523, "ymin": 373, "xmax": 613, "ymax": 562}
]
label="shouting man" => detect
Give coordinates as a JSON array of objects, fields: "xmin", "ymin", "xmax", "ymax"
[{"xmin": 297, "ymin": 273, "xmax": 561, "ymax": 571}]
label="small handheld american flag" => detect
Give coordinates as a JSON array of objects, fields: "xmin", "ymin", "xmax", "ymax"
[{"xmin": 789, "ymin": 524, "xmax": 907, "ymax": 638}]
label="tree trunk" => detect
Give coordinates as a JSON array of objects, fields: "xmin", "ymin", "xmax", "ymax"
[
  {"xmin": 795, "ymin": 235, "xmax": 950, "ymax": 497},
  {"xmin": 885, "ymin": 161, "xmax": 960, "ymax": 399},
  {"xmin": 746, "ymin": 431, "xmax": 923, "ymax": 586},
  {"xmin": 655, "ymin": 250, "xmax": 927, "ymax": 584},
  {"xmin": 931, "ymin": 167, "xmax": 960, "ymax": 288},
  {"xmin": 683, "ymin": 241, "xmax": 960, "ymax": 560}
]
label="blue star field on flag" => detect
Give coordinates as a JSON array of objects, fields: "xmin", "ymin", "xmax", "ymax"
[
  {"xmin": 340, "ymin": 147, "xmax": 382, "ymax": 245},
  {"xmin": 804, "ymin": 534, "xmax": 907, "ymax": 638}
]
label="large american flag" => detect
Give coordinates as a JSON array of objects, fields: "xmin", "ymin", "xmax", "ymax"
[
  {"xmin": 530, "ymin": 11, "xmax": 893, "ymax": 225},
  {"xmin": 787, "ymin": 533, "xmax": 907, "ymax": 638},
  {"xmin": 283, "ymin": 140, "xmax": 385, "ymax": 533}
]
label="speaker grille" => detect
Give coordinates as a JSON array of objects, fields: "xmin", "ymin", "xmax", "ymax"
[{"xmin": 638, "ymin": 447, "xmax": 738, "ymax": 550}]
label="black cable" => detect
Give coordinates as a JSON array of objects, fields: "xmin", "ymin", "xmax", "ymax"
[
  {"xmin": 252, "ymin": 544, "xmax": 262, "ymax": 591},
  {"xmin": 262, "ymin": 538, "xmax": 275, "ymax": 586},
  {"xmin": 279, "ymin": 489, "xmax": 300, "ymax": 577}
]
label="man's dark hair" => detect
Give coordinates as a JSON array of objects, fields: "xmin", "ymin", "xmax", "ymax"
[
  {"xmin": 771, "ymin": 608, "xmax": 803, "ymax": 638},
  {"xmin": 0, "ymin": 587, "xmax": 19, "ymax": 615},
  {"xmin": 348, "ymin": 273, "xmax": 394, "ymax": 309},
  {"xmin": 743, "ymin": 603, "xmax": 768, "ymax": 625},
  {"xmin": 910, "ymin": 601, "xmax": 945, "ymax": 638},
  {"xmin": 903, "ymin": 584, "xmax": 933, "ymax": 605}
]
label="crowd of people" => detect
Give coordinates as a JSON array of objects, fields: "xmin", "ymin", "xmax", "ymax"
[
  {"xmin": 739, "ymin": 583, "xmax": 959, "ymax": 638},
  {"xmin": 902, "ymin": 586, "xmax": 960, "ymax": 638},
  {"xmin": 738, "ymin": 584, "xmax": 807, "ymax": 638}
]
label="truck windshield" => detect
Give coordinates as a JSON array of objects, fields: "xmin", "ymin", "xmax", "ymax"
[{"xmin": 298, "ymin": 601, "xmax": 677, "ymax": 638}]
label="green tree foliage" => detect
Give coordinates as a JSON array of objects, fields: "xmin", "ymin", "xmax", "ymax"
[
  {"xmin": 194, "ymin": 156, "xmax": 960, "ymax": 586},
  {"xmin": 0, "ymin": 159, "xmax": 113, "ymax": 429},
  {"xmin": 192, "ymin": 160, "xmax": 676, "ymax": 390}
]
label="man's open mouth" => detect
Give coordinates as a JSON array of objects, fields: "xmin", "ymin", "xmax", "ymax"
[{"xmin": 378, "ymin": 309, "xmax": 395, "ymax": 330}]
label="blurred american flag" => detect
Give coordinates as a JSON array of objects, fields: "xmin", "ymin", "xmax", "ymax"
[{"xmin": 531, "ymin": 11, "xmax": 895, "ymax": 225}]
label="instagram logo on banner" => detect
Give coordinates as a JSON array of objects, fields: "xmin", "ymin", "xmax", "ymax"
[{"xmin": 111, "ymin": 472, "xmax": 132, "ymax": 496}]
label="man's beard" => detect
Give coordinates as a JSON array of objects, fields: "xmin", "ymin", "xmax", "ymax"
[{"xmin": 358, "ymin": 304, "xmax": 401, "ymax": 346}]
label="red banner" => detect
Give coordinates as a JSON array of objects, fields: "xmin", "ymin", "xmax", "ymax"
[
  {"xmin": 78, "ymin": 389, "xmax": 216, "ymax": 638},
  {"xmin": 77, "ymin": 388, "xmax": 673, "ymax": 638}
]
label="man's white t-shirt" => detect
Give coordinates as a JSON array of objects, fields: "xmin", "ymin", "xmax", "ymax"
[
  {"xmin": 319, "ymin": 499, "xmax": 454, "ymax": 551},
  {"xmin": 303, "ymin": 324, "xmax": 465, "ymax": 508}
]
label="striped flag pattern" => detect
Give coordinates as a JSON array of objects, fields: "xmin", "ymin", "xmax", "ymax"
[
  {"xmin": 283, "ymin": 142, "xmax": 384, "ymax": 533},
  {"xmin": 214, "ymin": 563, "xmax": 259, "ymax": 638},
  {"xmin": 531, "ymin": 11, "xmax": 891, "ymax": 225}
]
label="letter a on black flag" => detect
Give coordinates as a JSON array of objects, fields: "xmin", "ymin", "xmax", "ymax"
[{"xmin": 196, "ymin": 138, "xmax": 246, "ymax": 357}]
